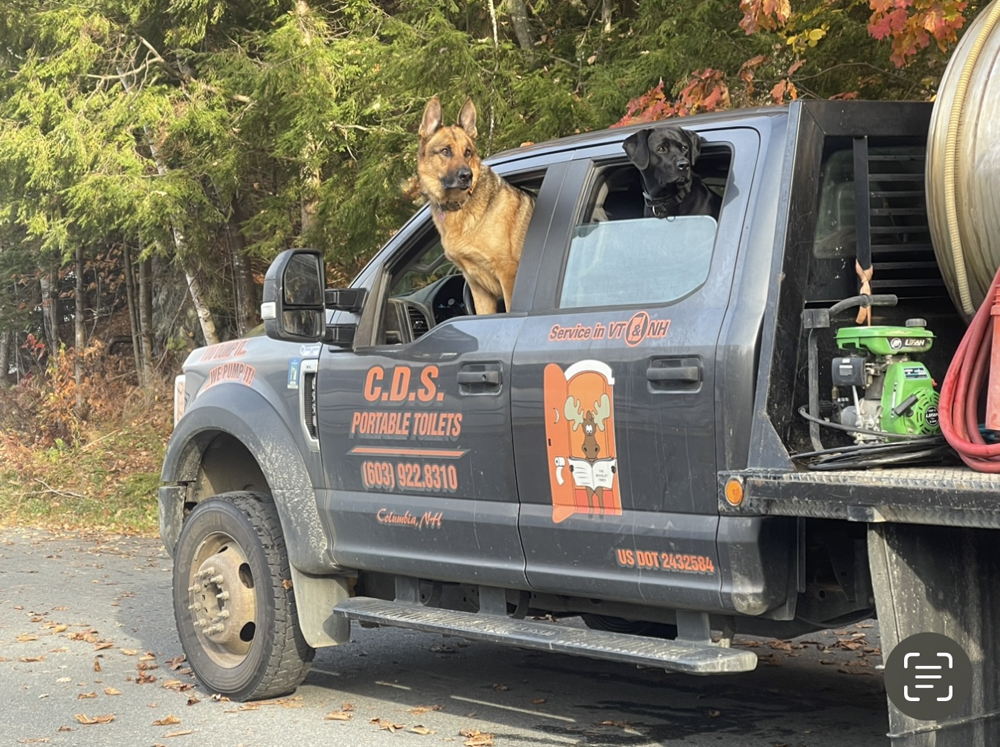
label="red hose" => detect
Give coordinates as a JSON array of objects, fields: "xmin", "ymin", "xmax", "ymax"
[{"xmin": 939, "ymin": 263, "xmax": 1000, "ymax": 471}]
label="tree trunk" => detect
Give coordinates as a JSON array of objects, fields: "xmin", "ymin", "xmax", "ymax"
[
  {"xmin": 122, "ymin": 243, "xmax": 144, "ymax": 386},
  {"xmin": 138, "ymin": 254, "xmax": 154, "ymax": 375},
  {"xmin": 602, "ymin": 0, "xmax": 612, "ymax": 33},
  {"xmin": 145, "ymin": 140, "xmax": 219, "ymax": 346},
  {"xmin": 39, "ymin": 264, "xmax": 60, "ymax": 358},
  {"xmin": 74, "ymin": 243, "xmax": 84, "ymax": 414},
  {"xmin": 228, "ymin": 201, "xmax": 258, "ymax": 337},
  {"xmin": 505, "ymin": 0, "xmax": 536, "ymax": 63},
  {"xmin": 0, "ymin": 331, "xmax": 11, "ymax": 386}
]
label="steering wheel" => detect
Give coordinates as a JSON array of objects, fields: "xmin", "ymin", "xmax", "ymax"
[{"xmin": 461, "ymin": 280, "xmax": 506, "ymax": 316}]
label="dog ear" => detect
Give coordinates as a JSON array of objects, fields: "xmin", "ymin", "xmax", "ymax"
[
  {"xmin": 420, "ymin": 97, "xmax": 443, "ymax": 140},
  {"xmin": 458, "ymin": 98, "xmax": 478, "ymax": 140},
  {"xmin": 622, "ymin": 129, "xmax": 651, "ymax": 170},
  {"xmin": 681, "ymin": 129, "xmax": 703, "ymax": 162}
]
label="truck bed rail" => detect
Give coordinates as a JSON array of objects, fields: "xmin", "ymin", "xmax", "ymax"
[{"xmin": 720, "ymin": 467, "xmax": 1000, "ymax": 528}]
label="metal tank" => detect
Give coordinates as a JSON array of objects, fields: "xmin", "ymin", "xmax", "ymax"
[{"xmin": 927, "ymin": 0, "xmax": 1000, "ymax": 320}]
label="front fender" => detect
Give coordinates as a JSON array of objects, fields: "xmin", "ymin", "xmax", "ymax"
[{"xmin": 160, "ymin": 384, "xmax": 337, "ymax": 575}]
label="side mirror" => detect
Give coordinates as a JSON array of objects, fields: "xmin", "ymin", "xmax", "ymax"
[{"xmin": 261, "ymin": 249, "xmax": 326, "ymax": 343}]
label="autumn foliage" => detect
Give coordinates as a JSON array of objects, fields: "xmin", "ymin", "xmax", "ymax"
[{"xmin": 620, "ymin": 0, "xmax": 973, "ymax": 125}]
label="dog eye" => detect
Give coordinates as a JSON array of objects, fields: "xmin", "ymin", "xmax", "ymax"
[
  {"xmin": 656, "ymin": 145, "xmax": 665, "ymax": 153},
  {"xmin": 440, "ymin": 146, "xmax": 452, "ymax": 157},
  {"xmin": 464, "ymin": 148, "xmax": 472, "ymax": 158}
]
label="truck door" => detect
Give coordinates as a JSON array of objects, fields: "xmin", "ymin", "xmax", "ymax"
[
  {"xmin": 511, "ymin": 128, "xmax": 759, "ymax": 609},
  {"xmin": 315, "ymin": 160, "xmax": 567, "ymax": 589}
]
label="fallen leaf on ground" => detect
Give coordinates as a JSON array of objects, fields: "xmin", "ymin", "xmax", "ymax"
[
  {"xmin": 93, "ymin": 659, "xmax": 102, "ymax": 673},
  {"xmin": 341, "ymin": 702, "xmax": 354, "ymax": 711},
  {"xmin": 408, "ymin": 705, "xmax": 443, "ymax": 715},
  {"xmin": 93, "ymin": 641, "xmax": 113, "ymax": 651},
  {"xmin": 325, "ymin": 711, "xmax": 352, "ymax": 721},
  {"xmin": 77, "ymin": 692, "xmax": 97, "ymax": 699},
  {"xmin": 17, "ymin": 738, "xmax": 50, "ymax": 744},
  {"xmin": 15, "ymin": 634, "xmax": 38, "ymax": 643},
  {"xmin": 56, "ymin": 727, "xmax": 74, "ymax": 733},
  {"xmin": 532, "ymin": 698, "xmax": 546, "ymax": 704},
  {"xmin": 410, "ymin": 725, "xmax": 434, "ymax": 735},
  {"xmin": 186, "ymin": 697, "xmax": 200, "ymax": 706},
  {"xmin": 165, "ymin": 730, "xmax": 193, "ymax": 738},
  {"xmin": 140, "ymin": 652, "xmax": 156, "ymax": 661},
  {"xmin": 166, "ymin": 655, "xmax": 186, "ymax": 670},
  {"xmin": 48, "ymin": 624, "xmax": 68, "ymax": 634},
  {"xmin": 371, "ymin": 718, "xmax": 405, "ymax": 733},
  {"xmin": 120, "ymin": 649, "xmax": 138, "ymax": 656},
  {"xmin": 104, "ymin": 688, "xmax": 121, "ymax": 696},
  {"xmin": 138, "ymin": 662, "xmax": 159, "ymax": 671},
  {"xmin": 708, "ymin": 709, "xmax": 721, "ymax": 717},
  {"xmin": 74, "ymin": 714, "xmax": 114, "ymax": 725},
  {"xmin": 430, "ymin": 644, "xmax": 456, "ymax": 653},
  {"xmin": 136, "ymin": 671, "xmax": 156, "ymax": 684},
  {"xmin": 460, "ymin": 728, "xmax": 494, "ymax": 747},
  {"xmin": 492, "ymin": 684, "xmax": 509, "ymax": 692},
  {"xmin": 19, "ymin": 656, "xmax": 45, "ymax": 663},
  {"xmin": 600, "ymin": 720, "xmax": 631, "ymax": 728},
  {"xmin": 153, "ymin": 715, "xmax": 181, "ymax": 726}
]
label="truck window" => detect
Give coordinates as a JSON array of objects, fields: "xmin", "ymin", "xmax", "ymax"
[
  {"xmin": 378, "ymin": 172, "xmax": 544, "ymax": 344},
  {"xmin": 558, "ymin": 152, "xmax": 731, "ymax": 309}
]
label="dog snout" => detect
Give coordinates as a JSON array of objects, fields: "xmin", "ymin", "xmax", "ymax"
[
  {"xmin": 457, "ymin": 167, "xmax": 473, "ymax": 187},
  {"xmin": 676, "ymin": 157, "xmax": 690, "ymax": 172}
]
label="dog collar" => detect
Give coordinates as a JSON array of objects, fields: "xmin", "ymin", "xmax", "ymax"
[
  {"xmin": 643, "ymin": 183, "xmax": 691, "ymax": 218},
  {"xmin": 432, "ymin": 200, "xmax": 465, "ymax": 221}
]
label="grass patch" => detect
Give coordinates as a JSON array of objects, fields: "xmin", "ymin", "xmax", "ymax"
[{"xmin": 0, "ymin": 365, "xmax": 172, "ymax": 536}]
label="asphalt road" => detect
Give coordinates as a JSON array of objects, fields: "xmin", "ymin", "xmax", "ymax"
[{"xmin": 0, "ymin": 528, "xmax": 890, "ymax": 746}]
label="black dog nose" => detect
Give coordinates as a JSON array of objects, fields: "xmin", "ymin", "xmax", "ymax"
[
  {"xmin": 457, "ymin": 167, "xmax": 473, "ymax": 185},
  {"xmin": 677, "ymin": 158, "xmax": 690, "ymax": 171}
]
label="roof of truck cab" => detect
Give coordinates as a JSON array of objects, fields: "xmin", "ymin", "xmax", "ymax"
[
  {"xmin": 485, "ymin": 100, "xmax": 934, "ymax": 166},
  {"xmin": 486, "ymin": 105, "xmax": 790, "ymax": 165}
]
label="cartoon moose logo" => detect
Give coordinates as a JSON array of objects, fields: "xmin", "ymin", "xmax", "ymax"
[
  {"xmin": 544, "ymin": 360, "xmax": 622, "ymax": 523},
  {"xmin": 563, "ymin": 393, "xmax": 613, "ymax": 511}
]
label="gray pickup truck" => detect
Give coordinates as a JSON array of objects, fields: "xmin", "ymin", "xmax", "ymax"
[{"xmin": 161, "ymin": 100, "xmax": 1000, "ymax": 746}]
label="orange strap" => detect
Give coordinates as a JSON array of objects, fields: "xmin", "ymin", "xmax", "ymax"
[{"xmin": 855, "ymin": 260, "xmax": 873, "ymax": 325}]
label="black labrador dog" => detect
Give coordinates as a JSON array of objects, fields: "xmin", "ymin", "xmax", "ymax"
[{"xmin": 622, "ymin": 127, "xmax": 721, "ymax": 220}]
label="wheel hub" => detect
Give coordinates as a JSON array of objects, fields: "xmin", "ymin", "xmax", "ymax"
[{"xmin": 187, "ymin": 539, "xmax": 256, "ymax": 664}]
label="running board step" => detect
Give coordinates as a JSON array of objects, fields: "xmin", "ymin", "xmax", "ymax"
[{"xmin": 333, "ymin": 597, "xmax": 757, "ymax": 675}]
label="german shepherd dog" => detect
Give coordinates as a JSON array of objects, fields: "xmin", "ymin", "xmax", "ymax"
[{"xmin": 418, "ymin": 97, "xmax": 535, "ymax": 315}]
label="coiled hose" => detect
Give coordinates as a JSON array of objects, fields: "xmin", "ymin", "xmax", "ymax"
[
  {"xmin": 943, "ymin": 0, "xmax": 1000, "ymax": 317},
  {"xmin": 939, "ymin": 262, "xmax": 1000, "ymax": 470}
]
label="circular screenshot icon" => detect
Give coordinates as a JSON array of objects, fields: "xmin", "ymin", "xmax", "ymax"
[{"xmin": 884, "ymin": 632, "xmax": 972, "ymax": 721}]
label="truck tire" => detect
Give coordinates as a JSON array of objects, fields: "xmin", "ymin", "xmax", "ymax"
[{"xmin": 172, "ymin": 492, "xmax": 315, "ymax": 701}]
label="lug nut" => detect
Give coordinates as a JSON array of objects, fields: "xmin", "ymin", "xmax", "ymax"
[
  {"xmin": 188, "ymin": 603, "xmax": 199, "ymax": 611},
  {"xmin": 210, "ymin": 575, "xmax": 225, "ymax": 585},
  {"xmin": 216, "ymin": 591, "xmax": 230, "ymax": 601},
  {"xmin": 194, "ymin": 619, "xmax": 207, "ymax": 628},
  {"xmin": 218, "ymin": 610, "xmax": 230, "ymax": 619},
  {"xmin": 199, "ymin": 567, "xmax": 215, "ymax": 579},
  {"xmin": 205, "ymin": 624, "xmax": 224, "ymax": 635},
  {"xmin": 188, "ymin": 583, "xmax": 202, "ymax": 593}
]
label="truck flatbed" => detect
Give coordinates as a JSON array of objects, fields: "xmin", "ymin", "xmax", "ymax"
[{"xmin": 725, "ymin": 466, "xmax": 1000, "ymax": 528}]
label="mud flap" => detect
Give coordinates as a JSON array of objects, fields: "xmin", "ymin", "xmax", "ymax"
[{"xmin": 869, "ymin": 524, "xmax": 1000, "ymax": 746}]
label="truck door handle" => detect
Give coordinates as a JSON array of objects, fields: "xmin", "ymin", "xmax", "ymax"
[
  {"xmin": 458, "ymin": 370, "xmax": 500, "ymax": 385},
  {"xmin": 457, "ymin": 364, "xmax": 502, "ymax": 394},
  {"xmin": 646, "ymin": 366, "xmax": 700, "ymax": 383},
  {"xmin": 646, "ymin": 357, "xmax": 702, "ymax": 391}
]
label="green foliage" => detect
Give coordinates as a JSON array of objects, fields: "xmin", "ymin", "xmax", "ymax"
[{"xmin": 0, "ymin": 0, "xmax": 980, "ymax": 348}]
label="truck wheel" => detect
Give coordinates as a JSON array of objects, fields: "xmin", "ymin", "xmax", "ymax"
[
  {"xmin": 581, "ymin": 614, "xmax": 678, "ymax": 639},
  {"xmin": 172, "ymin": 493, "xmax": 314, "ymax": 701}
]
